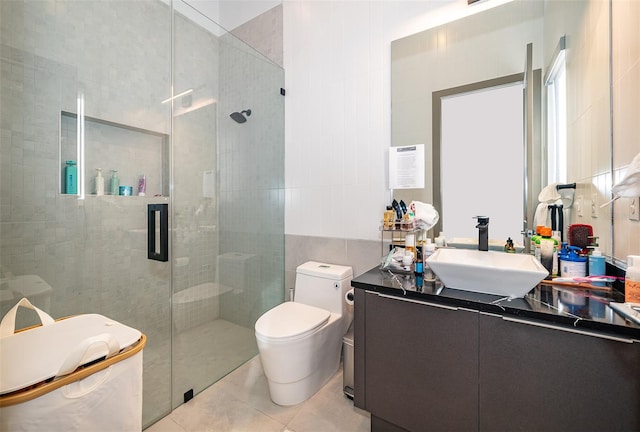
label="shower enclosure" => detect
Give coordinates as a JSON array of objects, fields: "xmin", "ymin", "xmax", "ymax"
[{"xmin": 0, "ymin": 0, "xmax": 284, "ymax": 427}]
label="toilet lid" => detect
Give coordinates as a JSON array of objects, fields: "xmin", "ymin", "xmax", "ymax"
[{"xmin": 255, "ymin": 302, "xmax": 330, "ymax": 341}]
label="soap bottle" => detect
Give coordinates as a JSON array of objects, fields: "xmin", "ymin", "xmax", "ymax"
[
  {"xmin": 504, "ymin": 237, "xmax": 516, "ymax": 253},
  {"xmin": 110, "ymin": 170, "xmax": 120, "ymax": 195},
  {"xmin": 95, "ymin": 168, "xmax": 104, "ymax": 196},
  {"xmin": 383, "ymin": 206, "xmax": 395, "ymax": 229},
  {"xmin": 64, "ymin": 160, "xmax": 78, "ymax": 194},
  {"xmin": 538, "ymin": 227, "xmax": 558, "ymax": 277},
  {"xmin": 588, "ymin": 248, "xmax": 606, "ymax": 276},
  {"xmin": 625, "ymin": 255, "xmax": 640, "ymax": 303}
]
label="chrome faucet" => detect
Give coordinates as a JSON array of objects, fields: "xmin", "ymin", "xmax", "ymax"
[{"xmin": 474, "ymin": 216, "xmax": 490, "ymax": 251}]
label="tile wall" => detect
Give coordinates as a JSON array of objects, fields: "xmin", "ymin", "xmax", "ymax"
[
  {"xmin": 217, "ymin": 16, "xmax": 285, "ymax": 327},
  {"xmin": 544, "ymin": 0, "xmax": 613, "ymax": 259},
  {"xmin": 612, "ymin": 0, "xmax": 640, "ymax": 262},
  {"xmin": 231, "ymin": 4, "xmax": 283, "ymax": 68},
  {"xmin": 544, "ymin": 0, "xmax": 640, "ymax": 264},
  {"xmin": 0, "ymin": 0, "xmax": 173, "ymax": 334},
  {"xmin": 0, "ymin": 0, "xmax": 284, "ymax": 425}
]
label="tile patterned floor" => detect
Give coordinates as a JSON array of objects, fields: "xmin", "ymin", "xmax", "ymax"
[{"xmin": 146, "ymin": 355, "xmax": 371, "ymax": 432}]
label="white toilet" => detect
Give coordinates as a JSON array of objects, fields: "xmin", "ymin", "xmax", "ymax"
[{"xmin": 254, "ymin": 261, "xmax": 353, "ymax": 406}]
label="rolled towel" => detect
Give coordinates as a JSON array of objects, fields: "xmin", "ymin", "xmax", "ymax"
[
  {"xmin": 612, "ymin": 152, "xmax": 640, "ymax": 198},
  {"xmin": 410, "ymin": 201, "xmax": 439, "ymax": 231}
]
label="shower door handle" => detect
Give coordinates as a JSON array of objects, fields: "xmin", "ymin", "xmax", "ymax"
[{"xmin": 148, "ymin": 204, "xmax": 168, "ymax": 262}]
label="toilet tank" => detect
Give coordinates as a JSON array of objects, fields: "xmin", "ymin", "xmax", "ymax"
[{"xmin": 294, "ymin": 261, "xmax": 353, "ymax": 315}]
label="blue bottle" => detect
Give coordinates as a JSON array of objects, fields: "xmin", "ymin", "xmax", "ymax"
[
  {"xmin": 588, "ymin": 248, "xmax": 606, "ymax": 276},
  {"xmin": 64, "ymin": 160, "xmax": 78, "ymax": 194}
]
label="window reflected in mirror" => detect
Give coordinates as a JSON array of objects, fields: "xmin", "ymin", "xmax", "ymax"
[{"xmin": 546, "ymin": 37, "xmax": 567, "ymax": 185}]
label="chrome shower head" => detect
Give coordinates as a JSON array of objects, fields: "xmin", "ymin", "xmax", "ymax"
[{"xmin": 230, "ymin": 109, "xmax": 251, "ymax": 123}]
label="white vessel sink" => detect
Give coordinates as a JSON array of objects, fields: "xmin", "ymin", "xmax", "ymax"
[
  {"xmin": 426, "ymin": 248, "xmax": 548, "ymax": 298},
  {"xmin": 447, "ymin": 237, "xmax": 525, "ymax": 253}
]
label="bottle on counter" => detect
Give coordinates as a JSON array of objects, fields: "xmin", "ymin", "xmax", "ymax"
[
  {"xmin": 625, "ymin": 255, "xmax": 640, "ymax": 303},
  {"xmin": 588, "ymin": 248, "xmax": 606, "ymax": 277},
  {"xmin": 504, "ymin": 237, "xmax": 516, "ymax": 253},
  {"xmin": 383, "ymin": 206, "xmax": 395, "ymax": 229},
  {"xmin": 530, "ymin": 225, "xmax": 543, "ymax": 256},
  {"xmin": 538, "ymin": 227, "xmax": 558, "ymax": 277},
  {"xmin": 414, "ymin": 248, "xmax": 424, "ymax": 276},
  {"xmin": 415, "ymin": 249, "xmax": 424, "ymax": 291}
]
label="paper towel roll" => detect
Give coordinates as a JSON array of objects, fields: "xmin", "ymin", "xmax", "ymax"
[{"xmin": 345, "ymin": 289, "xmax": 354, "ymax": 306}]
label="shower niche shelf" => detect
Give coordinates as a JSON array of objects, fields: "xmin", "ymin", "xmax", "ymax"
[{"xmin": 60, "ymin": 111, "xmax": 170, "ymax": 197}]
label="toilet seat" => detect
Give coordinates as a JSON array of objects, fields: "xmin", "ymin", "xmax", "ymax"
[{"xmin": 255, "ymin": 302, "xmax": 330, "ymax": 342}]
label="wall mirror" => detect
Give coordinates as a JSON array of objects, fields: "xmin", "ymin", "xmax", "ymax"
[{"xmin": 391, "ymin": 0, "xmax": 612, "ymax": 255}]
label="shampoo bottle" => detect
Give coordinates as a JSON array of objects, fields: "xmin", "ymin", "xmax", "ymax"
[
  {"xmin": 531, "ymin": 226, "xmax": 543, "ymax": 256},
  {"xmin": 64, "ymin": 160, "xmax": 77, "ymax": 194},
  {"xmin": 538, "ymin": 227, "xmax": 558, "ymax": 277},
  {"xmin": 110, "ymin": 170, "xmax": 120, "ymax": 195},
  {"xmin": 625, "ymin": 255, "xmax": 640, "ymax": 303},
  {"xmin": 95, "ymin": 168, "xmax": 104, "ymax": 196}
]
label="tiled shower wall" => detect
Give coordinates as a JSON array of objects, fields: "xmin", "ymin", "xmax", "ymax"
[
  {"xmin": 0, "ymin": 0, "xmax": 174, "ymax": 335},
  {"xmin": 231, "ymin": 4, "xmax": 283, "ymax": 68},
  {"xmin": 0, "ymin": 0, "xmax": 284, "ymax": 426},
  {"xmin": 217, "ymin": 24, "xmax": 285, "ymax": 327}
]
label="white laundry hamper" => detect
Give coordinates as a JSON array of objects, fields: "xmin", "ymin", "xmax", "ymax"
[{"xmin": 0, "ymin": 298, "xmax": 146, "ymax": 432}]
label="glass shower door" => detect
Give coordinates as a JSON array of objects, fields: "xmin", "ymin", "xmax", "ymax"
[
  {"xmin": 170, "ymin": 1, "xmax": 285, "ymax": 409},
  {"xmin": 0, "ymin": 0, "xmax": 173, "ymax": 427}
]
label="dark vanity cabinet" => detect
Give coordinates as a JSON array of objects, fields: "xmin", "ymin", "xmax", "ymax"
[
  {"xmin": 354, "ymin": 286, "xmax": 640, "ymax": 432},
  {"xmin": 479, "ymin": 313, "xmax": 640, "ymax": 432},
  {"xmin": 355, "ymin": 289, "xmax": 479, "ymax": 432}
]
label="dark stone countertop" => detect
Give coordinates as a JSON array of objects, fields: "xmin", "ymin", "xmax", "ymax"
[{"xmin": 351, "ymin": 266, "xmax": 640, "ymax": 340}]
